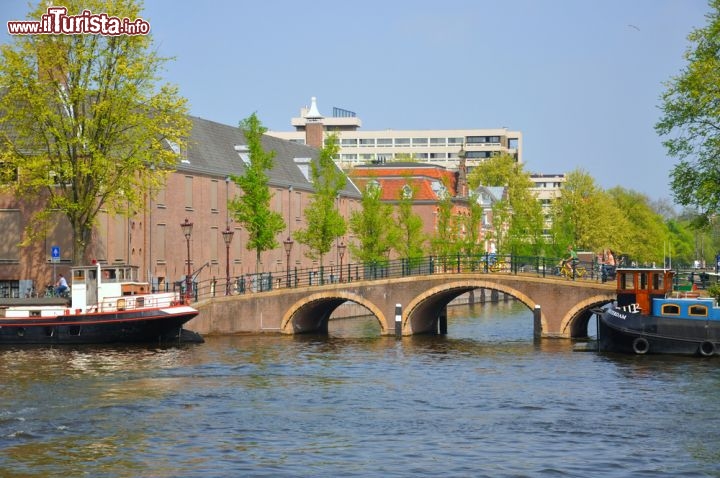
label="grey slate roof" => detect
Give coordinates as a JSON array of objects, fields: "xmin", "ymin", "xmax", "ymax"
[{"xmin": 178, "ymin": 116, "xmax": 360, "ymax": 197}]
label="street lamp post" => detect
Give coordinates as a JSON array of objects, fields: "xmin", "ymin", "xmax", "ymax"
[
  {"xmin": 338, "ymin": 242, "xmax": 346, "ymax": 282},
  {"xmin": 283, "ymin": 237, "xmax": 294, "ymax": 288},
  {"xmin": 222, "ymin": 227, "xmax": 234, "ymax": 295},
  {"xmin": 180, "ymin": 218, "xmax": 193, "ymax": 302}
]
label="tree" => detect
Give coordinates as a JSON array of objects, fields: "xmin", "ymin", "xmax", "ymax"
[
  {"xmin": 467, "ymin": 154, "xmax": 545, "ymax": 254},
  {"xmin": 656, "ymin": 0, "xmax": 720, "ymax": 221},
  {"xmin": 0, "ymin": 0, "xmax": 190, "ymax": 264},
  {"xmin": 550, "ymin": 169, "xmax": 626, "ymax": 256},
  {"xmin": 430, "ymin": 191, "xmax": 460, "ymax": 258},
  {"xmin": 607, "ymin": 187, "xmax": 670, "ymax": 264},
  {"xmin": 293, "ymin": 134, "xmax": 347, "ymax": 267},
  {"xmin": 394, "ymin": 183, "xmax": 426, "ymax": 264},
  {"xmin": 349, "ymin": 182, "xmax": 396, "ymax": 263},
  {"xmin": 462, "ymin": 192, "xmax": 485, "ymax": 257},
  {"xmin": 229, "ymin": 113, "xmax": 285, "ymax": 274}
]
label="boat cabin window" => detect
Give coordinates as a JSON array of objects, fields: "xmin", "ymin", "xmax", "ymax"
[
  {"xmin": 661, "ymin": 304, "xmax": 680, "ymax": 315},
  {"xmin": 619, "ymin": 272, "xmax": 634, "ymax": 290},
  {"xmin": 73, "ymin": 269, "xmax": 85, "ymax": 282},
  {"xmin": 689, "ymin": 305, "xmax": 708, "ymax": 317},
  {"xmin": 639, "ymin": 273, "xmax": 649, "ymax": 290},
  {"xmin": 652, "ymin": 273, "xmax": 664, "ymax": 291}
]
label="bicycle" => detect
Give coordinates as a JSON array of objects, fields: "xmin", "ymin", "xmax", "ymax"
[
  {"xmin": 489, "ymin": 259, "xmax": 510, "ymax": 273},
  {"xmin": 558, "ymin": 261, "xmax": 586, "ymax": 279}
]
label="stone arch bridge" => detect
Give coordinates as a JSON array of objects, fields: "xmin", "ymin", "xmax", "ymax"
[{"xmin": 192, "ymin": 273, "xmax": 615, "ymax": 339}]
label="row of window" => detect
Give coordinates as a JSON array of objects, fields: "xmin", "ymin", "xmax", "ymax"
[
  {"xmin": 339, "ymin": 151, "xmax": 501, "ymax": 162},
  {"xmin": 340, "ymin": 137, "xmax": 478, "ymax": 147}
]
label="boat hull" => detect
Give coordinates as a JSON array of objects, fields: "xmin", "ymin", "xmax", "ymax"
[
  {"xmin": 0, "ymin": 306, "xmax": 202, "ymax": 345},
  {"xmin": 597, "ymin": 307, "xmax": 719, "ymax": 356}
]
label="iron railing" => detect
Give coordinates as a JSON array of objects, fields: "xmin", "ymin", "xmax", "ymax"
[{"xmin": 190, "ymin": 253, "xmax": 610, "ymax": 303}]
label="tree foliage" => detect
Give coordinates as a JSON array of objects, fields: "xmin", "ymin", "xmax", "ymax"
[
  {"xmin": 293, "ymin": 134, "xmax": 347, "ymax": 266},
  {"xmin": 467, "ymin": 154, "xmax": 545, "ymax": 254},
  {"xmin": 656, "ymin": 0, "xmax": 720, "ymax": 220},
  {"xmin": 0, "ymin": 0, "xmax": 190, "ymax": 264},
  {"xmin": 394, "ymin": 183, "xmax": 426, "ymax": 262},
  {"xmin": 348, "ymin": 182, "xmax": 396, "ymax": 263},
  {"xmin": 229, "ymin": 113, "xmax": 285, "ymax": 273}
]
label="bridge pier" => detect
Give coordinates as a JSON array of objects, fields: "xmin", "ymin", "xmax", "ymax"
[{"xmin": 438, "ymin": 307, "xmax": 447, "ymax": 335}]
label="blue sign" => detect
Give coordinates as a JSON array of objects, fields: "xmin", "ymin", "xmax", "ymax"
[{"xmin": 51, "ymin": 246, "xmax": 60, "ymax": 263}]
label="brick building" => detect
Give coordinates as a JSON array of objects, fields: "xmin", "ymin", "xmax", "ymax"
[{"xmin": 0, "ymin": 116, "xmax": 361, "ymax": 297}]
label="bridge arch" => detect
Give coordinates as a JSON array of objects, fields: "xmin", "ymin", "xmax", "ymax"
[
  {"xmin": 403, "ymin": 280, "xmax": 539, "ymax": 335},
  {"xmin": 280, "ymin": 291, "xmax": 388, "ymax": 335},
  {"xmin": 559, "ymin": 295, "xmax": 615, "ymax": 338}
]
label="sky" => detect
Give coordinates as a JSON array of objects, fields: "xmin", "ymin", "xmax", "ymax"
[{"xmin": 0, "ymin": 0, "xmax": 712, "ymax": 201}]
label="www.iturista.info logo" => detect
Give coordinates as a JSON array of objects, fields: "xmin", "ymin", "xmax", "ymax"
[{"xmin": 7, "ymin": 6, "xmax": 150, "ymax": 36}]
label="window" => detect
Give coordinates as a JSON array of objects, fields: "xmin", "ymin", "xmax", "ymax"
[
  {"xmin": 639, "ymin": 273, "xmax": 648, "ymax": 290},
  {"xmin": 402, "ymin": 184, "xmax": 413, "ymax": 199},
  {"xmin": 661, "ymin": 304, "xmax": 680, "ymax": 315},
  {"xmin": 448, "ymin": 137, "xmax": 464, "ymax": 145},
  {"xmin": 155, "ymin": 224, "xmax": 166, "ymax": 262},
  {"xmin": 341, "ymin": 138, "xmax": 358, "ymax": 147},
  {"xmin": 488, "ymin": 136, "xmax": 501, "ymax": 144},
  {"xmin": 394, "ymin": 138, "xmax": 410, "ymax": 147},
  {"xmin": 689, "ymin": 305, "xmax": 708, "ymax": 317},
  {"xmin": 184, "ymin": 176, "xmax": 193, "ymax": 210},
  {"xmin": 156, "ymin": 187, "xmax": 166, "ymax": 208},
  {"xmin": 652, "ymin": 273, "xmax": 664, "ymax": 290},
  {"xmin": 341, "ymin": 154, "xmax": 357, "ymax": 161},
  {"xmin": 210, "ymin": 180, "xmax": 218, "ymax": 212},
  {"xmin": 376, "ymin": 138, "xmax": 392, "ymax": 146},
  {"xmin": 210, "ymin": 226, "xmax": 218, "ymax": 264},
  {"xmin": 359, "ymin": 139, "xmax": 375, "ymax": 147},
  {"xmin": 430, "ymin": 137, "xmax": 446, "ymax": 146},
  {"xmin": 466, "ymin": 151, "xmax": 490, "ymax": 159},
  {"xmin": 466, "ymin": 136, "xmax": 487, "ymax": 144},
  {"xmin": 619, "ymin": 272, "xmax": 634, "ymax": 290},
  {"xmin": 412, "ymin": 138, "xmax": 428, "ymax": 146},
  {"xmin": 0, "ymin": 210, "xmax": 20, "ymax": 262},
  {"xmin": 430, "ymin": 153, "xmax": 446, "ymax": 159}
]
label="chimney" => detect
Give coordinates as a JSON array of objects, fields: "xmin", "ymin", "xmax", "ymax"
[{"xmin": 304, "ymin": 96, "xmax": 324, "ymax": 149}]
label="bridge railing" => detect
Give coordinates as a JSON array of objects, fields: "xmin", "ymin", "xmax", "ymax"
[{"xmin": 191, "ymin": 253, "xmax": 604, "ymax": 303}]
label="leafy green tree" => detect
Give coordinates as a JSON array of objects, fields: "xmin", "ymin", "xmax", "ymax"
[
  {"xmin": 550, "ymin": 169, "xmax": 627, "ymax": 256},
  {"xmin": 349, "ymin": 182, "xmax": 396, "ymax": 263},
  {"xmin": 229, "ymin": 113, "xmax": 285, "ymax": 274},
  {"xmin": 656, "ymin": 0, "xmax": 720, "ymax": 222},
  {"xmin": 430, "ymin": 192, "xmax": 460, "ymax": 258},
  {"xmin": 0, "ymin": 0, "xmax": 190, "ymax": 264},
  {"xmin": 294, "ymin": 134, "xmax": 347, "ymax": 267},
  {"xmin": 607, "ymin": 187, "xmax": 671, "ymax": 264},
  {"xmin": 467, "ymin": 154, "xmax": 545, "ymax": 254},
  {"xmin": 462, "ymin": 193, "xmax": 485, "ymax": 257},
  {"xmin": 394, "ymin": 184, "xmax": 426, "ymax": 265}
]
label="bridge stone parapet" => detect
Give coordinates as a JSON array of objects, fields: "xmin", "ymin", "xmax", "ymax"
[{"xmin": 191, "ymin": 273, "xmax": 616, "ymax": 339}]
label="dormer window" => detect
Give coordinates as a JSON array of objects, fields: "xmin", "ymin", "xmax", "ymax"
[
  {"xmin": 294, "ymin": 157, "xmax": 312, "ymax": 181},
  {"xmin": 401, "ymin": 184, "xmax": 413, "ymax": 199},
  {"xmin": 234, "ymin": 144, "xmax": 250, "ymax": 165}
]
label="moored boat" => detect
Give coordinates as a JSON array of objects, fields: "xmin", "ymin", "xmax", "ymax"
[
  {"xmin": 596, "ymin": 267, "xmax": 719, "ymax": 356},
  {"xmin": 0, "ymin": 264, "xmax": 202, "ymax": 345}
]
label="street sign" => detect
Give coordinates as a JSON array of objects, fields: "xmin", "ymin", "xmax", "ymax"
[{"xmin": 51, "ymin": 246, "xmax": 60, "ymax": 263}]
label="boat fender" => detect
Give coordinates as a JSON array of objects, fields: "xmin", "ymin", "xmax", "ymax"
[
  {"xmin": 632, "ymin": 337, "xmax": 649, "ymax": 355},
  {"xmin": 699, "ymin": 341, "xmax": 715, "ymax": 357}
]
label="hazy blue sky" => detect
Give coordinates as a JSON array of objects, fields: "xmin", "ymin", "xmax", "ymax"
[{"xmin": 1, "ymin": 0, "xmax": 712, "ymax": 201}]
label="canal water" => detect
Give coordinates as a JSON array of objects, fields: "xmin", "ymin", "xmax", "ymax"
[{"xmin": 1, "ymin": 301, "xmax": 719, "ymax": 477}]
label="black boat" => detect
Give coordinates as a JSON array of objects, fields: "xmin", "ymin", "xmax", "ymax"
[
  {"xmin": 596, "ymin": 267, "xmax": 719, "ymax": 356},
  {"xmin": 0, "ymin": 264, "xmax": 202, "ymax": 345}
]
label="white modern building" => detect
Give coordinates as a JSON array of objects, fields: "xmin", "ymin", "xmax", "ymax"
[{"xmin": 267, "ymin": 97, "xmax": 523, "ymax": 171}]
